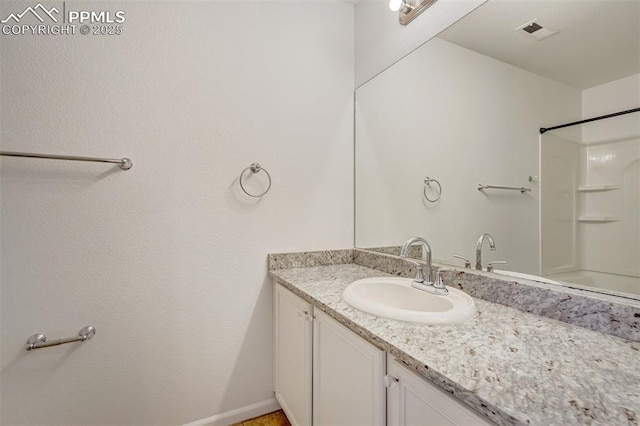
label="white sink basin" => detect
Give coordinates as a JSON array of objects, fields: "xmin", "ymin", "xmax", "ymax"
[{"xmin": 342, "ymin": 277, "xmax": 476, "ymax": 324}]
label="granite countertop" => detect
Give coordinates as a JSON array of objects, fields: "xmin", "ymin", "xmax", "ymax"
[{"xmin": 269, "ymin": 263, "xmax": 640, "ymax": 426}]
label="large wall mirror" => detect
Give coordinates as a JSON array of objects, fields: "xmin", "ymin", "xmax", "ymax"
[{"xmin": 355, "ymin": 0, "xmax": 640, "ymax": 299}]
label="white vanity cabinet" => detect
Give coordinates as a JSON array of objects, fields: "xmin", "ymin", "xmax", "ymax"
[
  {"xmin": 274, "ymin": 284, "xmax": 313, "ymax": 426},
  {"xmin": 387, "ymin": 356, "xmax": 493, "ymax": 426},
  {"xmin": 274, "ymin": 283, "xmax": 385, "ymax": 426},
  {"xmin": 313, "ymin": 309, "xmax": 386, "ymax": 426},
  {"xmin": 274, "ymin": 282, "xmax": 493, "ymax": 426}
]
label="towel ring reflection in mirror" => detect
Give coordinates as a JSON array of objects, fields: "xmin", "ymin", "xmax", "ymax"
[
  {"xmin": 423, "ymin": 177, "xmax": 442, "ymax": 202},
  {"xmin": 239, "ymin": 162, "xmax": 272, "ymax": 197}
]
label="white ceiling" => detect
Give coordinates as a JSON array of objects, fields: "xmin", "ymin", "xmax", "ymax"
[{"xmin": 438, "ymin": 0, "xmax": 640, "ymax": 89}]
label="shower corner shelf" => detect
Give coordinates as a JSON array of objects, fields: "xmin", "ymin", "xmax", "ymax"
[
  {"xmin": 578, "ymin": 216, "xmax": 619, "ymax": 223},
  {"xmin": 577, "ymin": 185, "xmax": 620, "ymax": 192}
]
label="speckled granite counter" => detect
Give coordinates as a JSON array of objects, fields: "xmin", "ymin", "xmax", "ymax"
[{"xmin": 268, "ymin": 263, "xmax": 640, "ymax": 426}]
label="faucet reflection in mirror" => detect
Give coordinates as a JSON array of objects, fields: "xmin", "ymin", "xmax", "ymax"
[{"xmin": 475, "ymin": 233, "xmax": 496, "ymax": 271}]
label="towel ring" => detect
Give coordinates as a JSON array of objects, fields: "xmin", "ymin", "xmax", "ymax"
[
  {"xmin": 423, "ymin": 177, "xmax": 442, "ymax": 202},
  {"xmin": 239, "ymin": 162, "xmax": 272, "ymax": 197}
]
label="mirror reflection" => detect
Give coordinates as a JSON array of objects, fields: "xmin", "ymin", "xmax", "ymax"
[{"xmin": 355, "ymin": 0, "xmax": 640, "ymax": 298}]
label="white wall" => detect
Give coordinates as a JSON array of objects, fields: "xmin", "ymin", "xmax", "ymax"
[
  {"xmin": 354, "ymin": 0, "xmax": 486, "ymax": 87},
  {"xmin": 355, "ymin": 37, "xmax": 581, "ymax": 274},
  {"xmin": 582, "ymin": 73, "xmax": 640, "ymax": 143},
  {"xmin": 0, "ymin": 2, "xmax": 354, "ymax": 425}
]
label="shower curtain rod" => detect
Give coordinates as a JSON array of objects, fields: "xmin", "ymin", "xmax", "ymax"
[{"xmin": 540, "ymin": 107, "xmax": 640, "ymax": 134}]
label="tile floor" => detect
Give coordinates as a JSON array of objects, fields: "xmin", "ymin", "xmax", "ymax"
[{"xmin": 231, "ymin": 410, "xmax": 291, "ymax": 426}]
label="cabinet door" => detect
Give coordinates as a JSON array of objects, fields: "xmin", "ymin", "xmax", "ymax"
[
  {"xmin": 387, "ymin": 356, "xmax": 494, "ymax": 426},
  {"xmin": 313, "ymin": 309, "xmax": 386, "ymax": 426},
  {"xmin": 274, "ymin": 283, "xmax": 313, "ymax": 426}
]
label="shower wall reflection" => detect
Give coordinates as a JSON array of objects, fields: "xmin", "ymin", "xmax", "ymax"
[{"xmin": 542, "ymin": 108, "xmax": 640, "ymax": 295}]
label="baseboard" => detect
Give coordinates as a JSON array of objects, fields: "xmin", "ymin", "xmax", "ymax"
[
  {"xmin": 275, "ymin": 393, "xmax": 298, "ymax": 426},
  {"xmin": 182, "ymin": 398, "xmax": 281, "ymax": 426}
]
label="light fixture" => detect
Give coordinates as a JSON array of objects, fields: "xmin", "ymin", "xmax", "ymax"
[
  {"xmin": 389, "ymin": 0, "xmax": 438, "ymax": 26},
  {"xmin": 388, "ymin": 0, "xmax": 410, "ymax": 13}
]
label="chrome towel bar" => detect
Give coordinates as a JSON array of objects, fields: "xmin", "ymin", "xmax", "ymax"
[
  {"xmin": 0, "ymin": 151, "xmax": 133, "ymax": 170},
  {"xmin": 26, "ymin": 326, "xmax": 96, "ymax": 351},
  {"xmin": 478, "ymin": 184, "xmax": 531, "ymax": 194}
]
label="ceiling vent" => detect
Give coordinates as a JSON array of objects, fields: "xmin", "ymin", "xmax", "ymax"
[{"xmin": 516, "ymin": 19, "xmax": 560, "ymax": 41}]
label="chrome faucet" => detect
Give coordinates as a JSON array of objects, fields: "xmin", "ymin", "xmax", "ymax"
[
  {"xmin": 400, "ymin": 237, "xmax": 448, "ymax": 295},
  {"xmin": 475, "ymin": 233, "xmax": 496, "ymax": 271},
  {"xmin": 400, "ymin": 237, "xmax": 433, "ymax": 283}
]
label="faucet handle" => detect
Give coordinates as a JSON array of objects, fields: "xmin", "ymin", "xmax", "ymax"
[
  {"xmin": 453, "ymin": 255, "xmax": 471, "ymax": 268},
  {"xmin": 415, "ymin": 265, "xmax": 426, "ymax": 283},
  {"xmin": 404, "ymin": 259, "xmax": 426, "ymax": 283},
  {"xmin": 487, "ymin": 261, "xmax": 508, "ymax": 272},
  {"xmin": 433, "ymin": 268, "xmax": 453, "ymax": 294}
]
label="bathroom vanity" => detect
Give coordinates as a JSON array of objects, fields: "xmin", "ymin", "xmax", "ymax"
[
  {"xmin": 274, "ymin": 282, "xmax": 492, "ymax": 426},
  {"xmin": 269, "ymin": 249, "xmax": 640, "ymax": 426}
]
